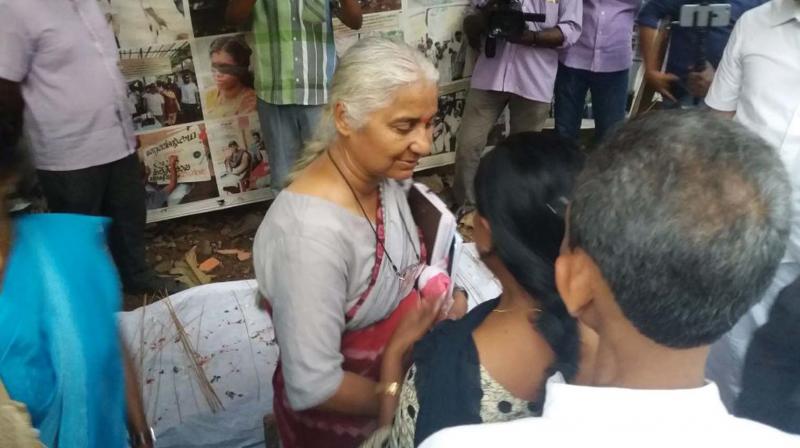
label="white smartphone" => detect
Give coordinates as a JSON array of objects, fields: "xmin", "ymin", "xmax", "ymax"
[{"xmin": 678, "ymin": 3, "xmax": 732, "ymax": 28}]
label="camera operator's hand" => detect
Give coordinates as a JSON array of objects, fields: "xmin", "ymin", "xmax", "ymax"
[
  {"xmin": 506, "ymin": 29, "xmax": 536, "ymax": 46},
  {"xmin": 645, "ymin": 69, "xmax": 679, "ymax": 102},
  {"xmin": 687, "ymin": 63, "xmax": 715, "ymax": 98},
  {"xmin": 464, "ymin": 13, "xmax": 487, "ymax": 50}
]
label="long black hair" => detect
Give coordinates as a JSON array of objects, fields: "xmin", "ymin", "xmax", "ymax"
[{"xmin": 474, "ymin": 132, "xmax": 584, "ymax": 380}]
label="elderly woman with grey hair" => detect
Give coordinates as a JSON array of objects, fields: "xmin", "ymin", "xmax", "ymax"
[{"xmin": 253, "ymin": 38, "xmax": 448, "ymax": 448}]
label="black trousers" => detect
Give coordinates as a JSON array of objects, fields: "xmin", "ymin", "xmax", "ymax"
[
  {"xmin": 37, "ymin": 153, "xmax": 148, "ymax": 286},
  {"xmin": 736, "ymin": 274, "xmax": 800, "ymax": 434}
]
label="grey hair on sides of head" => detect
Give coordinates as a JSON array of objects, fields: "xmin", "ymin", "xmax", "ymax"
[
  {"xmin": 286, "ymin": 37, "xmax": 439, "ymax": 184},
  {"xmin": 569, "ymin": 110, "xmax": 791, "ymax": 349}
]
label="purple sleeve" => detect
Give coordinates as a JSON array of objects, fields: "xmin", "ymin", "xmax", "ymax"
[
  {"xmin": 556, "ymin": 0, "xmax": 583, "ymax": 48},
  {"xmin": 0, "ymin": 2, "xmax": 35, "ymax": 82}
]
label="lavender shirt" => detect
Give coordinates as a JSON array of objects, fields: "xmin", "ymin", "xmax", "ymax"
[
  {"xmin": 0, "ymin": 0, "xmax": 135, "ymax": 171},
  {"xmin": 469, "ymin": 0, "xmax": 583, "ymax": 103},
  {"xmin": 560, "ymin": 0, "xmax": 640, "ymax": 73}
]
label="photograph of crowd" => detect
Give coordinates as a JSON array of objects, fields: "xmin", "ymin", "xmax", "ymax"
[
  {"xmin": 137, "ymin": 124, "xmax": 220, "ymax": 210},
  {"xmin": 207, "ymin": 114, "xmax": 270, "ymax": 195},
  {"xmin": 99, "ymin": 0, "xmax": 192, "ymax": 49},
  {"xmin": 195, "ymin": 34, "xmax": 258, "ymax": 120},
  {"xmin": 334, "ymin": 29, "xmax": 404, "ymax": 57},
  {"xmin": 120, "ymin": 42, "xmax": 204, "ymax": 130},
  {"xmin": 432, "ymin": 90, "xmax": 466, "ymax": 155},
  {"xmin": 405, "ymin": 4, "xmax": 475, "ymax": 84}
]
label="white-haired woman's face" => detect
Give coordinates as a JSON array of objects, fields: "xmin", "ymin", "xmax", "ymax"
[{"xmin": 341, "ymin": 80, "xmax": 438, "ymax": 180}]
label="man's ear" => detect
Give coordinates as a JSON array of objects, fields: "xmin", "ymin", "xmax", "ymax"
[
  {"xmin": 555, "ymin": 249, "xmax": 595, "ymax": 318},
  {"xmin": 333, "ymin": 102, "xmax": 352, "ymax": 137}
]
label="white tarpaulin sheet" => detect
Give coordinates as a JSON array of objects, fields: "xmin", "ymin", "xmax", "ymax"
[{"xmin": 118, "ymin": 280, "xmax": 278, "ymax": 448}]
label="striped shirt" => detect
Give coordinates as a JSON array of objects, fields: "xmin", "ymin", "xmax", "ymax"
[{"xmin": 253, "ymin": 0, "xmax": 337, "ymax": 106}]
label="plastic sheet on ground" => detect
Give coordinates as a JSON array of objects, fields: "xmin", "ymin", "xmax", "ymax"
[{"xmin": 118, "ymin": 280, "xmax": 278, "ymax": 448}]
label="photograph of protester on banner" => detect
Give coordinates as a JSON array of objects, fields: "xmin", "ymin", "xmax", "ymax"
[
  {"xmin": 195, "ymin": 34, "xmax": 257, "ymax": 119},
  {"xmin": 207, "ymin": 114, "xmax": 270, "ymax": 195},
  {"xmin": 105, "ymin": 0, "xmax": 192, "ymax": 49},
  {"xmin": 432, "ymin": 90, "xmax": 466, "ymax": 154},
  {"xmin": 333, "ymin": 14, "xmax": 404, "ymax": 57},
  {"xmin": 120, "ymin": 42, "xmax": 203, "ymax": 130},
  {"xmin": 188, "ymin": 0, "xmax": 253, "ymax": 37},
  {"xmin": 405, "ymin": 4, "xmax": 475, "ymax": 84},
  {"xmin": 137, "ymin": 124, "xmax": 220, "ymax": 210}
]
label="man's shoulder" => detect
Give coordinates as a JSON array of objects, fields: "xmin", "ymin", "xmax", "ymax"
[
  {"xmin": 420, "ymin": 417, "xmax": 558, "ymax": 447},
  {"xmin": 421, "ymin": 413, "xmax": 800, "ymax": 447},
  {"xmin": 721, "ymin": 415, "xmax": 800, "ymax": 445},
  {"xmin": 735, "ymin": 0, "xmax": 773, "ymax": 29}
]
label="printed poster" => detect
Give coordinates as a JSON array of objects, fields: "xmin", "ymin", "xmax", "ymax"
[
  {"xmin": 106, "ymin": 0, "xmax": 489, "ymax": 221},
  {"xmin": 137, "ymin": 124, "xmax": 220, "ymax": 210}
]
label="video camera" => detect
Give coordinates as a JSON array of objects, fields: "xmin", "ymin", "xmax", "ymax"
[{"xmin": 484, "ymin": 0, "xmax": 545, "ymax": 58}]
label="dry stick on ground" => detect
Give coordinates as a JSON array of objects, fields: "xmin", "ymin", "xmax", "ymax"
[
  {"xmin": 164, "ymin": 297, "xmax": 225, "ymax": 413},
  {"xmin": 139, "ymin": 293, "xmax": 149, "ymax": 391},
  {"xmin": 233, "ymin": 292, "xmax": 261, "ymax": 401}
]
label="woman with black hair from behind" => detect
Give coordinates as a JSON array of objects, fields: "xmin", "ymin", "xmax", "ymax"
[
  {"xmin": 0, "ymin": 112, "xmax": 152, "ymax": 447},
  {"xmin": 362, "ymin": 132, "xmax": 594, "ymax": 447}
]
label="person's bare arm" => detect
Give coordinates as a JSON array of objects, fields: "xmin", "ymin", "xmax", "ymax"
[
  {"xmin": 640, "ymin": 25, "xmax": 679, "ymax": 102},
  {"xmin": 226, "ymin": 0, "xmax": 257, "ymax": 26},
  {"xmin": 509, "ymin": 27, "xmax": 565, "ymax": 48},
  {"xmin": 375, "ymin": 295, "xmax": 442, "ymax": 425},
  {"xmin": 164, "ymin": 155, "xmax": 179, "ymax": 195},
  {"xmin": 123, "ymin": 344, "xmax": 153, "ymax": 448},
  {"xmin": 314, "ymin": 372, "xmax": 380, "ymax": 416},
  {"xmin": 336, "ymin": 0, "xmax": 363, "ymax": 30},
  {"xmin": 377, "ymin": 346, "xmax": 405, "ymax": 425}
]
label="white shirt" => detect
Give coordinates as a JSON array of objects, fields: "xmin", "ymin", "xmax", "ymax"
[
  {"xmin": 144, "ymin": 92, "xmax": 164, "ymax": 116},
  {"xmin": 420, "ymin": 376, "xmax": 799, "ymax": 448},
  {"xmin": 180, "ymin": 81, "xmax": 199, "ymax": 105},
  {"xmin": 705, "ymin": 0, "xmax": 800, "ymax": 265}
]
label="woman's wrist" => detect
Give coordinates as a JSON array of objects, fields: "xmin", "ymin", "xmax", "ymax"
[
  {"xmin": 384, "ymin": 339, "xmax": 411, "ymax": 361},
  {"xmin": 380, "ymin": 346, "xmax": 406, "ymax": 383}
]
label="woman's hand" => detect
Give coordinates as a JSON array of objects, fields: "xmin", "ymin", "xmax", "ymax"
[
  {"xmin": 446, "ymin": 289, "xmax": 468, "ymax": 320},
  {"xmin": 386, "ymin": 295, "xmax": 443, "ymax": 360}
]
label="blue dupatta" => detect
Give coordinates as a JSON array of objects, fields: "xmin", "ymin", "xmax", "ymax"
[{"xmin": 0, "ymin": 214, "xmax": 127, "ymax": 447}]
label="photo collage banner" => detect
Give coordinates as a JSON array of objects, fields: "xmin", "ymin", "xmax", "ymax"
[{"xmin": 103, "ymin": 0, "xmax": 505, "ymax": 222}]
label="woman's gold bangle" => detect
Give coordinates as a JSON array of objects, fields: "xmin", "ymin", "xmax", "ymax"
[{"xmin": 375, "ymin": 381, "xmax": 400, "ymax": 397}]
